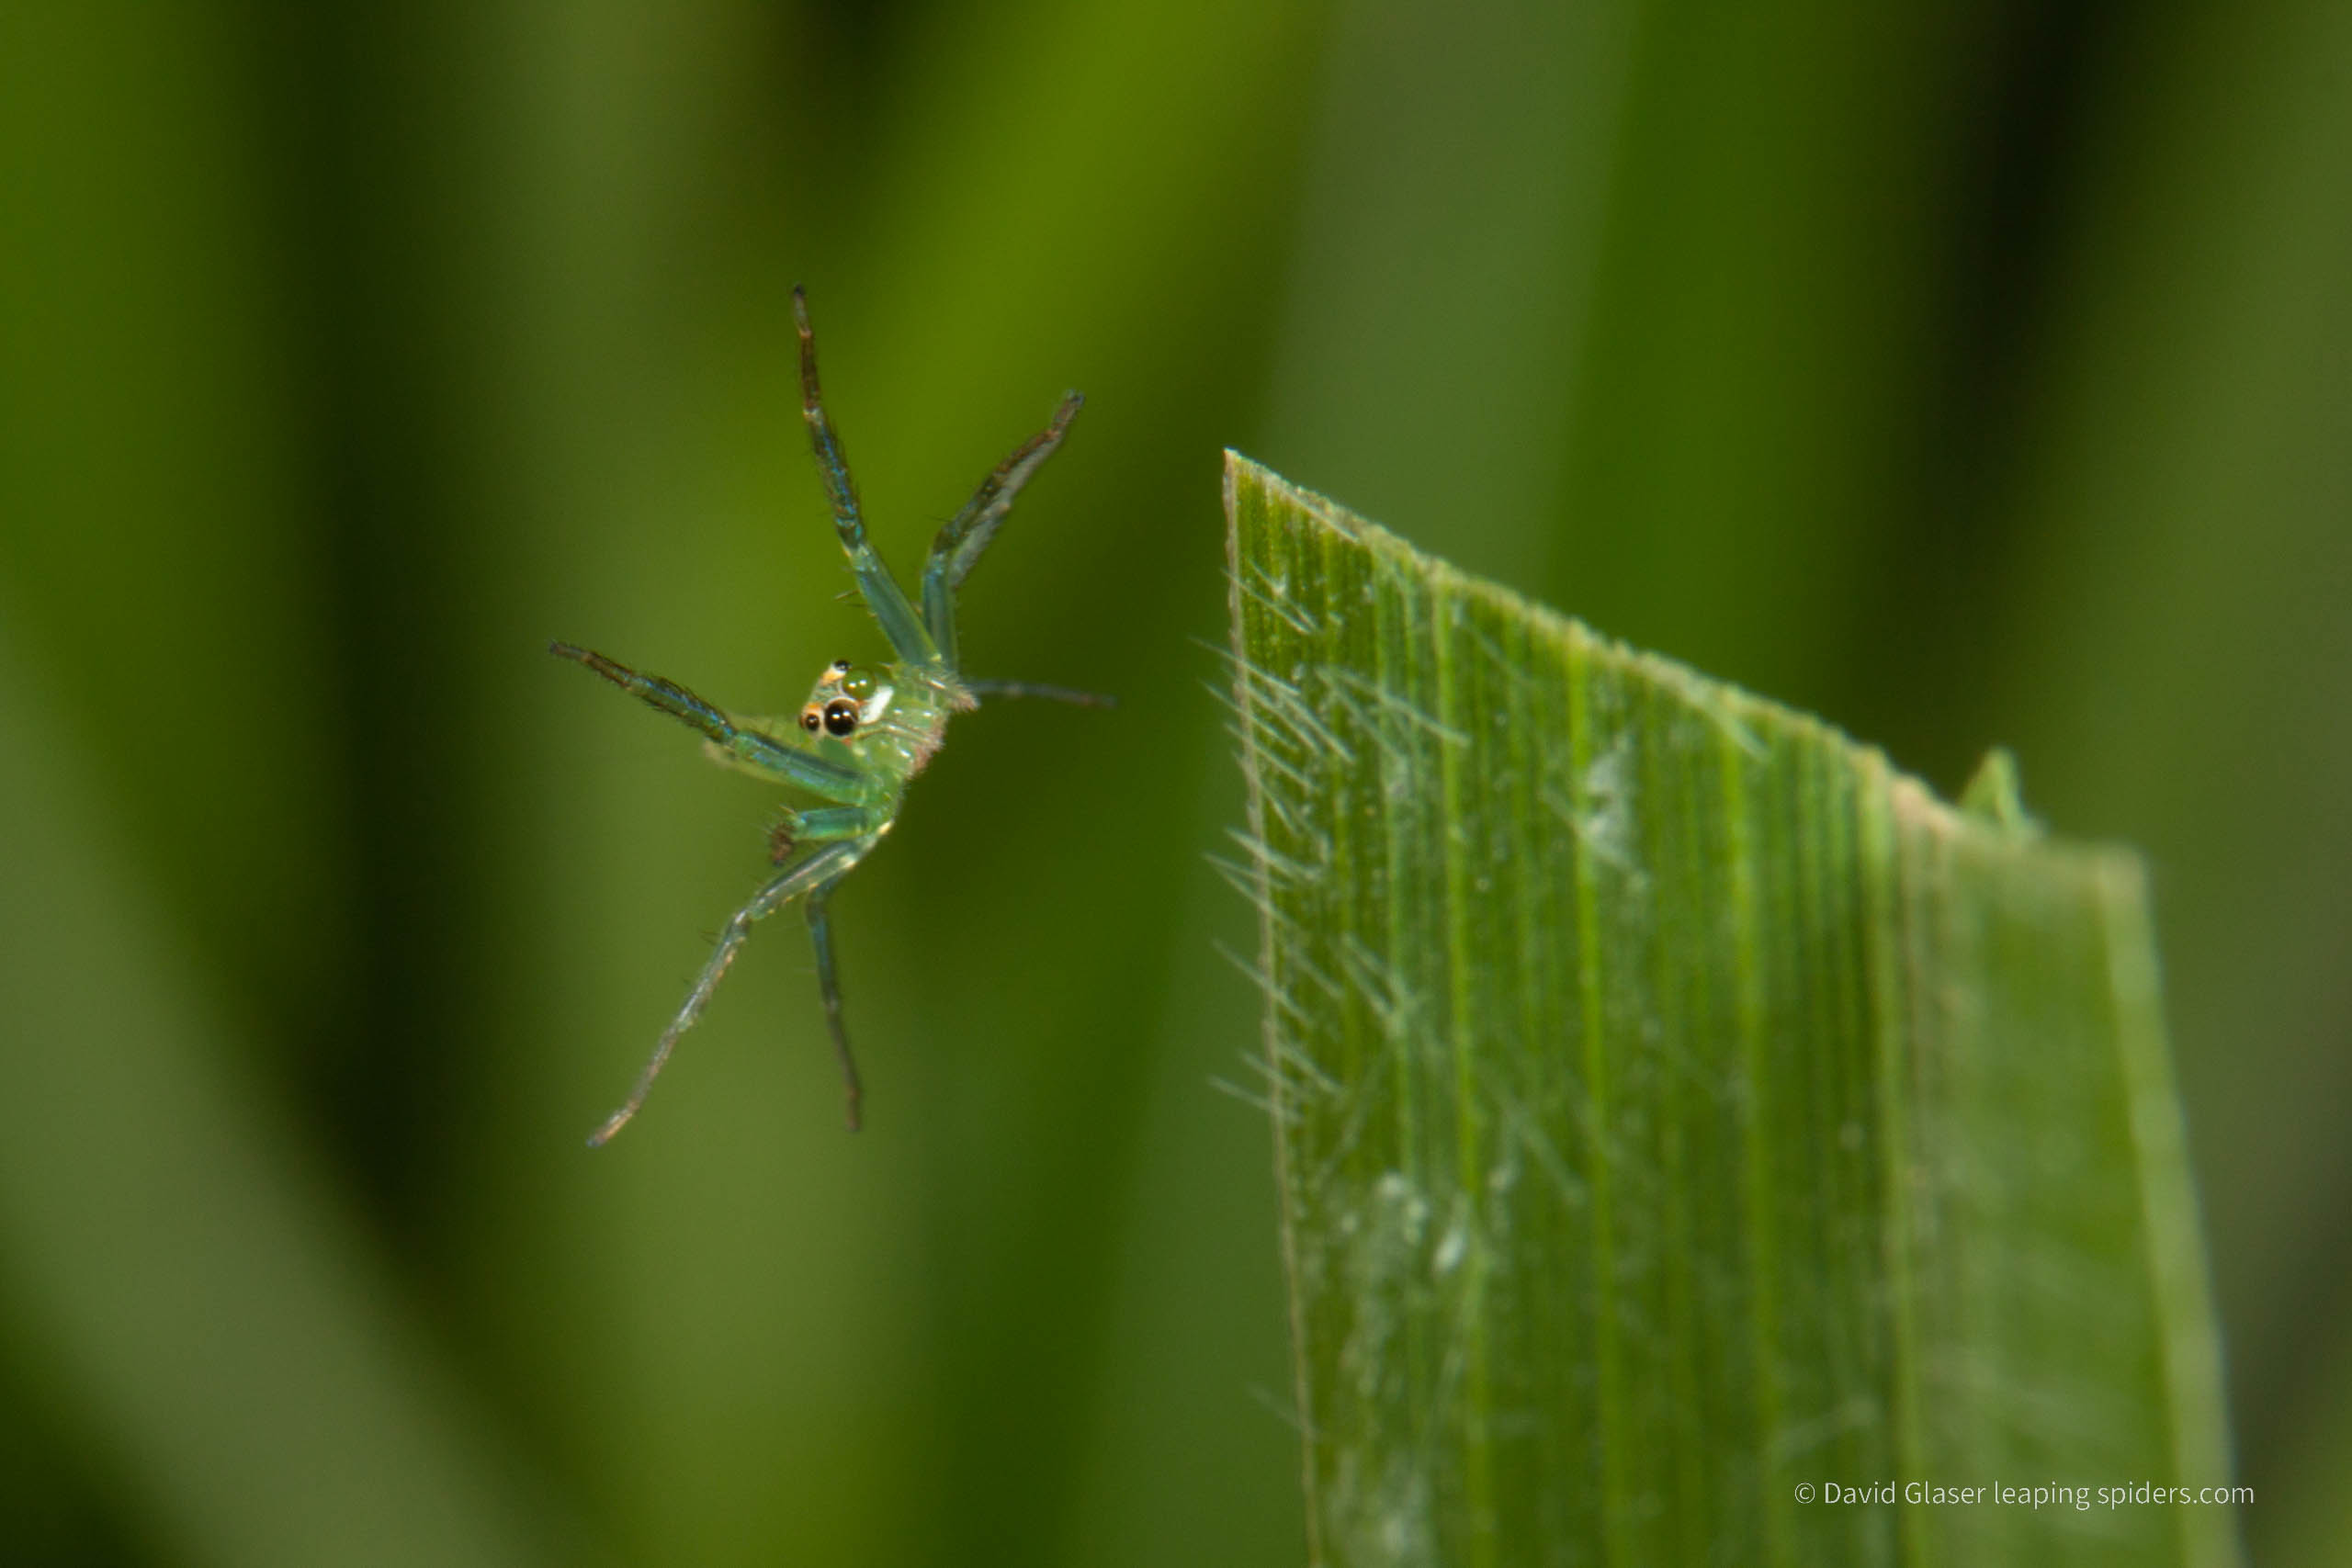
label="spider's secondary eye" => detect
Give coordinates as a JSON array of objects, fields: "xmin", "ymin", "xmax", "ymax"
[
  {"xmin": 831, "ymin": 659, "xmax": 853, "ymax": 674},
  {"xmin": 821, "ymin": 698, "xmax": 860, "ymax": 738},
  {"xmin": 799, "ymin": 709, "xmax": 822, "ymax": 732}
]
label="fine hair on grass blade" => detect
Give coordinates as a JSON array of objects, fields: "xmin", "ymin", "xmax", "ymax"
[{"xmin": 1225, "ymin": 452, "xmax": 2239, "ymax": 1568}]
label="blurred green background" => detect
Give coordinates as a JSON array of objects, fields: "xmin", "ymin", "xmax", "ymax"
[{"xmin": 2, "ymin": 2, "xmax": 2345, "ymax": 1564}]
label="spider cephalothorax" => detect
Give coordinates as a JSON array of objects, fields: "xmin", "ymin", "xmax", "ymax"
[
  {"xmin": 550, "ymin": 287, "xmax": 1109, "ymax": 1144},
  {"xmin": 798, "ymin": 660, "xmax": 891, "ymax": 739}
]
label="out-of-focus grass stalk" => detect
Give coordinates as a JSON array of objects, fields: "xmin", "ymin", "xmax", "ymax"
[{"xmin": 0, "ymin": 639, "xmax": 558, "ymax": 1568}]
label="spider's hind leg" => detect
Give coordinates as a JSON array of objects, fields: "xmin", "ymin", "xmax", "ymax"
[
  {"xmin": 586, "ymin": 836, "xmax": 869, "ymax": 1145},
  {"xmin": 805, "ymin": 878, "xmax": 864, "ymax": 1131}
]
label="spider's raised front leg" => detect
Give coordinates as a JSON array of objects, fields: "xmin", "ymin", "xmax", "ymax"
[
  {"xmin": 790, "ymin": 287, "xmax": 937, "ymax": 667},
  {"xmin": 920, "ymin": 392, "xmax": 1084, "ymax": 670},
  {"xmin": 588, "ymin": 834, "xmax": 876, "ymax": 1146},
  {"xmin": 549, "ymin": 642, "xmax": 869, "ymax": 802}
]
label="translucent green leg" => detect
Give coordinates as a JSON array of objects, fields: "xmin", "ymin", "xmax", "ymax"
[
  {"xmin": 549, "ymin": 642, "xmax": 867, "ymax": 800},
  {"xmin": 806, "ymin": 879, "xmax": 862, "ymax": 1131},
  {"xmin": 587, "ymin": 836, "xmax": 871, "ymax": 1146},
  {"xmin": 790, "ymin": 287, "xmax": 938, "ymax": 667},
  {"xmin": 769, "ymin": 805, "xmax": 873, "ymax": 864},
  {"xmin": 920, "ymin": 391, "xmax": 1083, "ymax": 668}
]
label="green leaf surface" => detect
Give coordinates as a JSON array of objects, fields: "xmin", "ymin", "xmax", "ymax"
[{"xmin": 1224, "ymin": 454, "xmax": 2237, "ymax": 1568}]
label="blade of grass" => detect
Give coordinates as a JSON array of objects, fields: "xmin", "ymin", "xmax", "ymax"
[{"xmin": 1226, "ymin": 452, "xmax": 2236, "ymax": 1567}]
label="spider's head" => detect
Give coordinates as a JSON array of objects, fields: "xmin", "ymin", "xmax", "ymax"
[{"xmin": 799, "ymin": 659, "xmax": 893, "ymax": 740}]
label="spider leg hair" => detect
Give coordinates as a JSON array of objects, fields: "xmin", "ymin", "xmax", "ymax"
[
  {"xmin": 549, "ymin": 641, "xmax": 868, "ymax": 801},
  {"xmin": 920, "ymin": 392, "xmax": 1083, "ymax": 668},
  {"xmin": 964, "ymin": 678, "xmax": 1115, "ymax": 709},
  {"xmin": 586, "ymin": 836, "xmax": 871, "ymax": 1146},
  {"xmin": 790, "ymin": 288, "xmax": 938, "ymax": 666}
]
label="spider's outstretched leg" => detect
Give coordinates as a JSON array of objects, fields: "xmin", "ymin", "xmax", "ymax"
[
  {"xmin": 588, "ymin": 835, "xmax": 872, "ymax": 1146},
  {"xmin": 920, "ymin": 391, "xmax": 1084, "ymax": 668},
  {"xmin": 804, "ymin": 874, "xmax": 865, "ymax": 1131},
  {"xmin": 964, "ymin": 678, "xmax": 1115, "ymax": 709},
  {"xmin": 790, "ymin": 287, "xmax": 937, "ymax": 666},
  {"xmin": 550, "ymin": 642, "xmax": 869, "ymax": 802}
]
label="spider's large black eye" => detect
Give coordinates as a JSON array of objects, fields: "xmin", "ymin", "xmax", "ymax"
[{"xmin": 821, "ymin": 697, "xmax": 860, "ymax": 738}]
